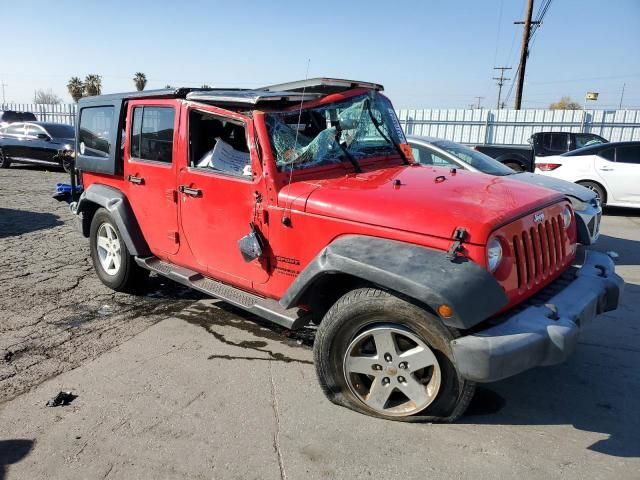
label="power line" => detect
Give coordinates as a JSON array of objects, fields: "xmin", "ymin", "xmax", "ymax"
[{"xmin": 493, "ymin": 67, "xmax": 512, "ymax": 109}]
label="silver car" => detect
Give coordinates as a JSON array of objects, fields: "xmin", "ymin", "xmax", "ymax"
[{"xmin": 408, "ymin": 136, "xmax": 602, "ymax": 245}]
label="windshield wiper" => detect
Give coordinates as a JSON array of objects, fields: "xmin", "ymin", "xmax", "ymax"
[
  {"xmin": 365, "ymin": 99, "xmax": 410, "ymax": 165},
  {"xmin": 333, "ymin": 117, "xmax": 362, "ymax": 173}
]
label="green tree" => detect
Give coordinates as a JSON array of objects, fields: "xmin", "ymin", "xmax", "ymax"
[
  {"xmin": 67, "ymin": 77, "xmax": 84, "ymax": 102},
  {"xmin": 549, "ymin": 96, "xmax": 582, "ymax": 110},
  {"xmin": 84, "ymin": 74, "xmax": 102, "ymax": 97},
  {"xmin": 201, "ymin": 84, "xmax": 211, "ymax": 88},
  {"xmin": 133, "ymin": 72, "xmax": 147, "ymax": 91}
]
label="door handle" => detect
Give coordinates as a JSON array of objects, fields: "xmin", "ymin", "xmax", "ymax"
[
  {"xmin": 178, "ymin": 185, "xmax": 202, "ymax": 197},
  {"xmin": 599, "ymin": 167, "xmax": 614, "ymax": 171},
  {"xmin": 127, "ymin": 175, "xmax": 144, "ymax": 185}
]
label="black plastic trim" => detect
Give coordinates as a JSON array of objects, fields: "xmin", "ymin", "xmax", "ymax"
[
  {"xmin": 75, "ymin": 184, "xmax": 150, "ymax": 256},
  {"xmin": 280, "ymin": 235, "xmax": 508, "ymax": 329}
]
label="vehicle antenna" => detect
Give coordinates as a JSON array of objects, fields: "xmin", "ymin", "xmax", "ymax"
[{"xmin": 282, "ymin": 58, "xmax": 311, "ymax": 227}]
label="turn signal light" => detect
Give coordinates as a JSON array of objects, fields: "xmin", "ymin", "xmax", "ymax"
[
  {"xmin": 536, "ymin": 163, "xmax": 562, "ymax": 171},
  {"xmin": 399, "ymin": 143, "xmax": 415, "ymax": 162},
  {"xmin": 438, "ymin": 304, "xmax": 454, "ymax": 318}
]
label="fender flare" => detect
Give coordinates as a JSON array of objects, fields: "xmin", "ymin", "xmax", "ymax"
[
  {"xmin": 280, "ymin": 235, "xmax": 508, "ymax": 329},
  {"xmin": 75, "ymin": 183, "xmax": 150, "ymax": 256}
]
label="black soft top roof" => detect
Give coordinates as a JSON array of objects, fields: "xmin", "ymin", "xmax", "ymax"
[{"xmin": 77, "ymin": 78, "xmax": 384, "ymax": 109}]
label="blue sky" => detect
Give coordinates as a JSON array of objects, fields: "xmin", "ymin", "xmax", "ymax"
[{"xmin": 2, "ymin": 0, "xmax": 639, "ymax": 109}]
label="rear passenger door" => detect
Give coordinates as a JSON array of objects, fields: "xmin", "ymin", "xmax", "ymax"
[
  {"xmin": 596, "ymin": 145, "xmax": 640, "ymax": 205},
  {"xmin": 124, "ymin": 101, "xmax": 180, "ymax": 256},
  {"xmin": 1, "ymin": 123, "xmax": 27, "ymax": 158}
]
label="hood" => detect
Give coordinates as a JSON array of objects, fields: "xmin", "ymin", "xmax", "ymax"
[
  {"xmin": 510, "ymin": 172, "xmax": 596, "ymax": 203},
  {"xmin": 298, "ymin": 165, "xmax": 563, "ymax": 244}
]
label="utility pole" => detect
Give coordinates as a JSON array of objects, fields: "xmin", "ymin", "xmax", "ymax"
[
  {"xmin": 493, "ymin": 67, "xmax": 512, "ymax": 109},
  {"xmin": 474, "ymin": 96, "xmax": 484, "ymax": 109},
  {"xmin": 619, "ymin": 83, "xmax": 626, "ymax": 109},
  {"xmin": 514, "ymin": 0, "xmax": 539, "ymax": 110}
]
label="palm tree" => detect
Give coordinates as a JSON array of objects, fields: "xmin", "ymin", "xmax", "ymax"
[
  {"xmin": 133, "ymin": 72, "xmax": 147, "ymax": 91},
  {"xmin": 84, "ymin": 74, "xmax": 102, "ymax": 96},
  {"xmin": 67, "ymin": 77, "xmax": 84, "ymax": 102}
]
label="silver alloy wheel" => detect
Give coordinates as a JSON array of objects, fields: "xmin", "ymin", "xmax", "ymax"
[
  {"xmin": 96, "ymin": 223, "xmax": 122, "ymax": 276},
  {"xmin": 343, "ymin": 325, "xmax": 441, "ymax": 417}
]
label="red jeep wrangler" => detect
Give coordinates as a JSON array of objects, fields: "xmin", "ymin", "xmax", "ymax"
[{"xmin": 70, "ymin": 78, "xmax": 622, "ymax": 421}]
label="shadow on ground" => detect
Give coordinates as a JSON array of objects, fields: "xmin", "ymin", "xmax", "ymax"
[
  {"xmin": 604, "ymin": 206, "xmax": 640, "ymax": 218},
  {"xmin": 0, "ymin": 208, "xmax": 63, "ymax": 238},
  {"xmin": 0, "ymin": 440, "xmax": 34, "ymax": 480},
  {"xmin": 461, "ymin": 280, "xmax": 640, "ymax": 459},
  {"xmin": 590, "ymin": 234, "xmax": 640, "ymax": 266}
]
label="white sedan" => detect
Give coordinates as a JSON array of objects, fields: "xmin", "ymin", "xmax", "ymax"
[
  {"xmin": 534, "ymin": 142, "xmax": 640, "ymax": 208},
  {"xmin": 408, "ymin": 136, "xmax": 602, "ymax": 245}
]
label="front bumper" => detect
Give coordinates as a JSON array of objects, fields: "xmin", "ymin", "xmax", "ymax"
[{"xmin": 450, "ymin": 250, "xmax": 623, "ymax": 382}]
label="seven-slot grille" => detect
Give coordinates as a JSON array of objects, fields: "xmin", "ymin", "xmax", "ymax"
[{"xmin": 511, "ymin": 213, "xmax": 569, "ymax": 290}]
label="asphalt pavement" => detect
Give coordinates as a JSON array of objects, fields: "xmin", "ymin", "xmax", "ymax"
[{"xmin": 1, "ymin": 166, "xmax": 638, "ymax": 480}]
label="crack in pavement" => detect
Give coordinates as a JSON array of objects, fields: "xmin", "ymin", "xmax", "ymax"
[{"xmin": 269, "ymin": 360, "xmax": 287, "ymax": 480}]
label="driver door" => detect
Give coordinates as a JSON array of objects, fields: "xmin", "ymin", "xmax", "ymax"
[{"xmin": 177, "ymin": 106, "xmax": 269, "ymax": 288}]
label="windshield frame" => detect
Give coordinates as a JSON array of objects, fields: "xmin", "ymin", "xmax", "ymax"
[{"xmin": 263, "ymin": 89, "xmax": 407, "ymax": 176}]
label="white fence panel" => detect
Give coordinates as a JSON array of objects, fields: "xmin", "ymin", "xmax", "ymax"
[
  {"xmin": 2, "ymin": 103, "xmax": 640, "ymax": 145},
  {"xmin": 399, "ymin": 108, "xmax": 640, "ymax": 144}
]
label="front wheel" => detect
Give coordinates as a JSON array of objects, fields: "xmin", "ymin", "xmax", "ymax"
[
  {"xmin": 313, "ymin": 288, "xmax": 475, "ymax": 422},
  {"xmin": 89, "ymin": 208, "xmax": 149, "ymax": 292},
  {"xmin": 0, "ymin": 148, "xmax": 11, "ymax": 168},
  {"xmin": 577, "ymin": 181, "xmax": 606, "ymax": 206}
]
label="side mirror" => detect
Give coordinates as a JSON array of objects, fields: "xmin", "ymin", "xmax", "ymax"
[
  {"xmin": 37, "ymin": 133, "xmax": 50, "ymax": 140},
  {"xmin": 238, "ymin": 223, "xmax": 264, "ymax": 262}
]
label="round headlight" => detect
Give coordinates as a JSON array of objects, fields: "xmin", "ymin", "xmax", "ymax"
[
  {"xmin": 562, "ymin": 205, "xmax": 572, "ymax": 229},
  {"xmin": 487, "ymin": 237, "xmax": 503, "ymax": 273}
]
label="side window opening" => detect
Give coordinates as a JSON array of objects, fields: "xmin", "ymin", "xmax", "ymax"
[
  {"xmin": 79, "ymin": 106, "xmax": 114, "ymax": 158},
  {"xmin": 130, "ymin": 106, "xmax": 175, "ymax": 163},
  {"xmin": 188, "ymin": 110, "xmax": 251, "ymax": 177}
]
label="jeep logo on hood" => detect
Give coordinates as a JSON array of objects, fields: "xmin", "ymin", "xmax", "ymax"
[{"xmin": 533, "ymin": 212, "xmax": 545, "ymax": 224}]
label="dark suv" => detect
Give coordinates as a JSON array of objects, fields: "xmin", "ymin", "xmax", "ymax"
[{"xmin": 0, "ymin": 110, "xmax": 38, "ymax": 128}]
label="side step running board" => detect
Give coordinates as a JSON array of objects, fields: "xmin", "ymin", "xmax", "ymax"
[{"xmin": 135, "ymin": 256, "xmax": 311, "ymax": 330}]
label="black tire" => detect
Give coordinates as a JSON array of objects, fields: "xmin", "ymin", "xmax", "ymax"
[
  {"xmin": 0, "ymin": 148, "xmax": 11, "ymax": 169},
  {"xmin": 504, "ymin": 161, "xmax": 524, "ymax": 172},
  {"xmin": 577, "ymin": 181, "xmax": 606, "ymax": 205},
  {"xmin": 314, "ymin": 288, "xmax": 475, "ymax": 422},
  {"xmin": 89, "ymin": 208, "xmax": 149, "ymax": 293}
]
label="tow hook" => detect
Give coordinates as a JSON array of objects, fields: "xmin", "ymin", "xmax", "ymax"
[{"xmin": 446, "ymin": 227, "xmax": 468, "ymax": 260}]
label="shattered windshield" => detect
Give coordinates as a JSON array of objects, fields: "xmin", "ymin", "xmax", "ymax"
[{"xmin": 265, "ymin": 92, "xmax": 405, "ymax": 171}]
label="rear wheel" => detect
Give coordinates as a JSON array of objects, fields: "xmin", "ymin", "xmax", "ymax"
[
  {"xmin": 0, "ymin": 148, "xmax": 11, "ymax": 168},
  {"xmin": 577, "ymin": 181, "xmax": 606, "ymax": 205},
  {"xmin": 504, "ymin": 161, "xmax": 524, "ymax": 172},
  {"xmin": 89, "ymin": 208, "xmax": 148, "ymax": 292},
  {"xmin": 314, "ymin": 288, "xmax": 475, "ymax": 422}
]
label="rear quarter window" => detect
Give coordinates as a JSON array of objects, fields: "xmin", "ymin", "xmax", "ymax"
[{"xmin": 79, "ymin": 106, "xmax": 114, "ymax": 158}]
